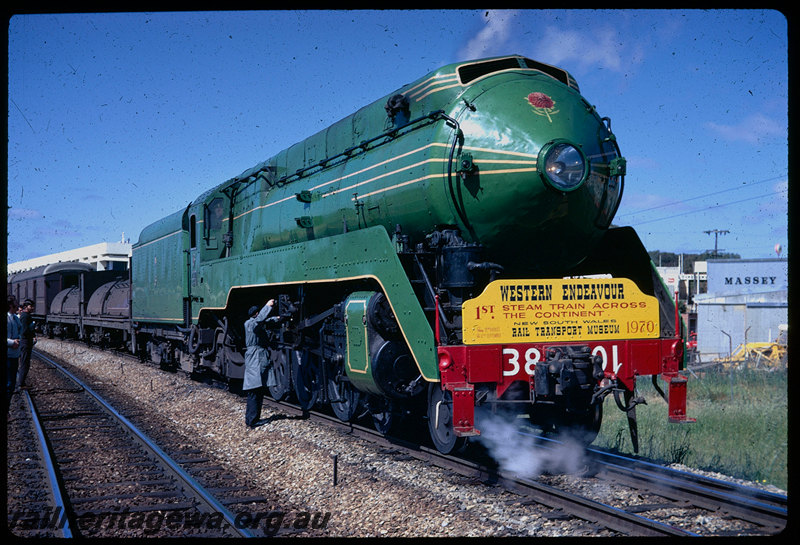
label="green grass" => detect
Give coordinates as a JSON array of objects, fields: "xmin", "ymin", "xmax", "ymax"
[{"xmin": 593, "ymin": 366, "xmax": 788, "ymax": 491}]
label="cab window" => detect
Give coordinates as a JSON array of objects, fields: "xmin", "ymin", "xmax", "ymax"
[{"xmin": 208, "ymin": 197, "xmax": 225, "ymax": 231}]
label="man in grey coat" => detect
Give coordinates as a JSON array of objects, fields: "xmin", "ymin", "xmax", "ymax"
[{"xmin": 243, "ymin": 299, "xmax": 280, "ymax": 428}]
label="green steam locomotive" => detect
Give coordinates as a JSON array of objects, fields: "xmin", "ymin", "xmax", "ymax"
[{"xmin": 130, "ymin": 55, "xmax": 693, "ymax": 453}]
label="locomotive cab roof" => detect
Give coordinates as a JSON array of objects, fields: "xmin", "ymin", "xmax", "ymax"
[{"xmin": 453, "ymin": 55, "xmax": 579, "ymax": 91}]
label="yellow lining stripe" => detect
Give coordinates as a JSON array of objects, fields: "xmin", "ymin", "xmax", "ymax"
[
  {"xmin": 476, "ymin": 167, "xmax": 539, "ymax": 175},
  {"xmin": 232, "ymin": 194, "xmax": 295, "ymax": 221},
  {"xmin": 311, "ymin": 142, "xmax": 447, "ymax": 192},
  {"xmin": 197, "ymin": 143, "xmax": 540, "ymax": 227},
  {"xmin": 461, "ymin": 145, "xmax": 538, "ymax": 159},
  {"xmin": 408, "ymin": 78, "xmax": 460, "ymax": 101},
  {"xmin": 133, "ymin": 229, "xmax": 182, "ymax": 250},
  {"xmin": 405, "ymin": 73, "xmax": 459, "ymax": 98},
  {"xmin": 355, "ymin": 173, "xmax": 442, "ymax": 200},
  {"xmin": 477, "ymin": 159, "xmax": 538, "ymax": 165},
  {"xmin": 413, "ymin": 82, "xmax": 464, "ymax": 101},
  {"xmin": 324, "ymin": 157, "xmax": 447, "ymax": 197},
  {"xmin": 352, "ymin": 167, "xmax": 539, "ymax": 200},
  {"xmin": 229, "ymin": 142, "xmax": 447, "ymax": 222}
]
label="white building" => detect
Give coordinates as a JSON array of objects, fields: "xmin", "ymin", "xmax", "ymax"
[
  {"xmin": 656, "ymin": 266, "xmax": 681, "ymax": 297},
  {"xmin": 694, "ymin": 258, "xmax": 788, "ymax": 359},
  {"xmin": 7, "ymin": 242, "xmax": 132, "ymax": 274},
  {"xmin": 656, "ymin": 260, "xmax": 707, "ymax": 307}
]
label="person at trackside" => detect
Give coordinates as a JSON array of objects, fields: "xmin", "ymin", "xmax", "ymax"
[
  {"xmin": 7, "ymin": 295, "xmax": 22, "ymax": 412},
  {"xmin": 243, "ymin": 299, "xmax": 281, "ymax": 429},
  {"xmin": 16, "ymin": 299, "xmax": 36, "ymax": 391}
]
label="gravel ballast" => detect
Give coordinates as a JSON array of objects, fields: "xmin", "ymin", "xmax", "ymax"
[{"xmin": 28, "ymin": 339, "xmax": 785, "ymax": 537}]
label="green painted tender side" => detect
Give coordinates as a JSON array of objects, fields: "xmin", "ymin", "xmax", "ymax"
[{"xmin": 131, "ymin": 207, "xmax": 188, "ymax": 324}]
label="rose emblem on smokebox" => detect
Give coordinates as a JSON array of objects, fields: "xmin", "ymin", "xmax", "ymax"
[{"xmin": 526, "ymin": 92, "xmax": 558, "ymax": 122}]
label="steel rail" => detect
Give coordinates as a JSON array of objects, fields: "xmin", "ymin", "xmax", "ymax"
[
  {"xmin": 521, "ymin": 430, "xmax": 786, "ymax": 532},
  {"xmin": 264, "ymin": 396, "xmax": 693, "ymax": 536},
  {"xmin": 490, "ymin": 470, "xmax": 698, "ymax": 537},
  {"xmin": 22, "ymin": 390, "xmax": 75, "ymax": 538},
  {"xmin": 33, "ymin": 350, "xmax": 255, "ymax": 538},
  {"xmin": 587, "ymin": 447, "xmax": 787, "ymax": 532}
]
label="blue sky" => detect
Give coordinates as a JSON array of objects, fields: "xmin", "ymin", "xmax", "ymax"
[{"xmin": 7, "ymin": 9, "xmax": 788, "ymax": 265}]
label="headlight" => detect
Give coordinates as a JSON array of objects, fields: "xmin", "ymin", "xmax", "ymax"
[{"xmin": 539, "ymin": 141, "xmax": 587, "ymax": 191}]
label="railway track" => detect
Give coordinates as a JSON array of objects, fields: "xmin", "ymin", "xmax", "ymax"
[
  {"xmin": 13, "ymin": 342, "xmax": 785, "ymax": 537},
  {"xmin": 526, "ymin": 433, "xmax": 787, "ymax": 535},
  {"xmin": 266, "ymin": 400, "xmax": 692, "ymax": 536},
  {"xmin": 7, "ymin": 389, "xmax": 74, "ymax": 538},
  {"xmin": 588, "ymin": 444, "xmax": 787, "ymax": 534},
  {"xmin": 6, "ymin": 353, "xmax": 270, "ymax": 538},
  {"xmin": 266, "ymin": 391, "xmax": 785, "ymax": 536}
]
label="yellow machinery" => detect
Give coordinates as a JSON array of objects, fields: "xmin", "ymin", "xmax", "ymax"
[{"xmin": 717, "ymin": 339, "xmax": 787, "ymax": 369}]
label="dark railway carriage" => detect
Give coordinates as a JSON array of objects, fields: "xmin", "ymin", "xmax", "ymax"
[
  {"xmin": 47, "ymin": 269, "xmax": 128, "ymax": 342},
  {"xmin": 127, "ymin": 55, "xmax": 692, "ymax": 452},
  {"xmin": 84, "ymin": 278, "xmax": 132, "ymax": 347},
  {"xmin": 8, "ymin": 262, "xmax": 95, "ymax": 331},
  {"xmin": 8, "ymin": 262, "xmax": 131, "ymax": 346}
]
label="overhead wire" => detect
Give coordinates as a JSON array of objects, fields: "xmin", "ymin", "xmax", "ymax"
[
  {"xmin": 617, "ymin": 173, "xmax": 787, "ymax": 220},
  {"xmin": 627, "ymin": 188, "xmax": 788, "ymax": 226}
]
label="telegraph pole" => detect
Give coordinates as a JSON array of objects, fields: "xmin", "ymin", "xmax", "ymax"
[{"xmin": 704, "ymin": 229, "xmax": 729, "ymax": 257}]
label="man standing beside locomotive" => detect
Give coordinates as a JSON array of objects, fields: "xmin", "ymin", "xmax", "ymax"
[
  {"xmin": 16, "ymin": 299, "xmax": 36, "ymax": 391},
  {"xmin": 243, "ymin": 299, "xmax": 280, "ymax": 429}
]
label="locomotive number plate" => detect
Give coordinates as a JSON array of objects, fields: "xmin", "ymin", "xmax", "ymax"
[{"xmin": 462, "ymin": 278, "xmax": 660, "ymax": 345}]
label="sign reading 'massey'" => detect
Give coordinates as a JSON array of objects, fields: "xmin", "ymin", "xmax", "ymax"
[{"xmin": 461, "ymin": 278, "xmax": 660, "ymax": 344}]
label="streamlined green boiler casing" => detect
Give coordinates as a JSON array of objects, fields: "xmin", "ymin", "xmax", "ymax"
[{"xmin": 187, "ymin": 56, "xmax": 621, "ymax": 275}]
